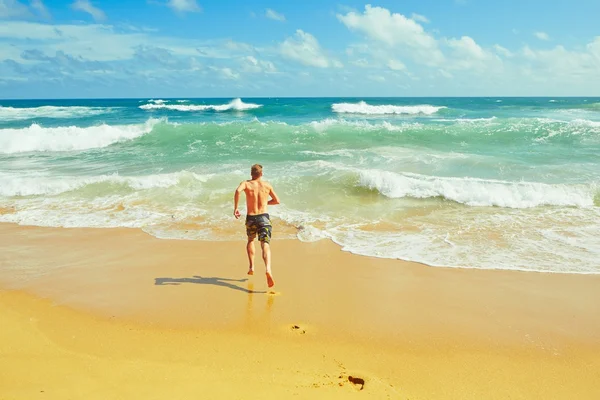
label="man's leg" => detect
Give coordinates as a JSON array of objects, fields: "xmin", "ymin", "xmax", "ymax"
[
  {"xmin": 246, "ymin": 239, "xmax": 255, "ymax": 275},
  {"xmin": 260, "ymin": 241, "xmax": 271, "ymax": 273},
  {"xmin": 261, "ymin": 241, "xmax": 274, "ymax": 287}
]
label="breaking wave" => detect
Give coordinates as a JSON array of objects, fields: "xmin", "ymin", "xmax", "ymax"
[
  {"xmin": 579, "ymin": 102, "xmax": 600, "ymax": 111},
  {"xmin": 0, "ymin": 170, "xmax": 208, "ymax": 197},
  {"xmin": 358, "ymin": 169, "xmax": 598, "ymax": 208},
  {"xmin": 0, "ymin": 119, "xmax": 160, "ymax": 154},
  {"xmin": 0, "ymin": 105, "xmax": 114, "ymax": 121},
  {"xmin": 140, "ymin": 98, "xmax": 262, "ymax": 112},
  {"xmin": 332, "ymin": 101, "xmax": 446, "ymax": 115}
]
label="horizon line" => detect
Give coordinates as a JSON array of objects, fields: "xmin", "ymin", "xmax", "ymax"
[{"xmin": 2, "ymin": 95, "xmax": 600, "ymax": 101}]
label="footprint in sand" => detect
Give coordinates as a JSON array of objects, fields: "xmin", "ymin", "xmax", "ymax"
[
  {"xmin": 308, "ymin": 371, "xmax": 366, "ymax": 391},
  {"xmin": 347, "ymin": 376, "xmax": 365, "ymax": 390},
  {"xmin": 306, "ymin": 360, "xmax": 398, "ymax": 395},
  {"xmin": 333, "ymin": 371, "xmax": 366, "ymax": 391},
  {"xmin": 291, "ymin": 324, "xmax": 306, "ymax": 334}
]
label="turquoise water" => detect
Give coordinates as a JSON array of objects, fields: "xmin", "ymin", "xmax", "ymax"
[{"xmin": 1, "ymin": 97, "xmax": 599, "ymax": 273}]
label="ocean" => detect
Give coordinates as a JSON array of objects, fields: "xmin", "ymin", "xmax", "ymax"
[{"xmin": 1, "ymin": 97, "xmax": 599, "ymax": 274}]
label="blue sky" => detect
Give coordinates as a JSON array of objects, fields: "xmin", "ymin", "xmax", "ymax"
[{"xmin": 1, "ymin": 0, "xmax": 599, "ymax": 98}]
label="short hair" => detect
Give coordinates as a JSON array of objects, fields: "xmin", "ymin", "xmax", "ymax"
[{"xmin": 251, "ymin": 164, "xmax": 263, "ymax": 178}]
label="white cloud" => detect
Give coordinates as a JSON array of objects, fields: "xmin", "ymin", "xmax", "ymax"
[
  {"xmin": 520, "ymin": 39, "xmax": 600, "ymax": 83},
  {"xmin": 587, "ymin": 37, "xmax": 600, "ymax": 59},
  {"xmin": 337, "ymin": 5, "xmax": 444, "ymax": 66},
  {"xmin": 0, "ymin": 21, "xmax": 145, "ymax": 60},
  {"xmin": 167, "ymin": 0, "xmax": 201, "ymax": 13},
  {"xmin": 30, "ymin": 0, "xmax": 50, "ymax": 18},
  {"xmin": 0, "ymin": 0, "xmax": 30, "ymax": 18},
  {"xmin": 445, "ymin": 36, "xmax": 500, "ymax": 72},
  {"xmin": 368, "ymin": 75, "xmax": 385, "ymax": 82},
  {"xmin": 351, "ymin": 58, "xmax": 369, "ymax": 67},
  {"xmin": 194, "ymin": 39, "xmax": 256, "ymax": 60},
  {"xmin": 220, "ymin": 67, "xmax": 239, "ymax": 80},
  {"xmin": 242, "ymin": 55, "xmax": 277, "ymax": 74},
  {"xmin": 71, "ymin": 0, "xmax": 105, "ymax": 21},
  {"xmin": 438, "ymin": 69, "xmax": 453, "ymax": 78},
  {"xmin": 244, "ymin": 55, "xmax": 258, "ymax": 65},
  {"xmin": 446, "ymin": 36, "xmax": 485, "ymax": 59},
  {"xmin": 387, "ymin": 59, "xmax": 406, "ymax": 71},
  {"xmin": 339, "ymin": 7, "xmax": 496, "ymax": 74},
  {"xmin": 265, "ymin": 8, "xmax": 285, "ymax": 22},
  {"xmin": 494, "ymin": 44, "xmax": 513, "ymax": 58},
  {"xmin": 206, "ymin": 66, "xmax": 243, "ymax": 80},
  {"xmin": 410, "ymin": 13, "xmax": 429, "ymax": 24},
  {"xmin": 223, "ymin": 40, "xmax": 255, "ymax": 53},
  {"xmin": 280, "ymin": 29, "xmax": 341, "ymax": 68},
  {"xmin": 345, "ymin": 42, "xmax": 414, "ymax": 72},
  {"xmin": 534, "ymin": 31, "xmax": 550, "ymax": 41},
  {"xmin": 0, "ymin": 21, "xmax": 256, "ymax": 64},
  {"xmin": 0, "ymin": 18, "xmax": 290, "ymax": 89}
]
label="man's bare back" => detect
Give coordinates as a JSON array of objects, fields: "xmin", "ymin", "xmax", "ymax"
[{"xmin": 238, "ymin": 179, "xmax": 276, "ymax": 216}]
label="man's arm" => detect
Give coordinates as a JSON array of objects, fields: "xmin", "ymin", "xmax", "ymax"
[
  {"xmin": 233, "ymin": 181, "xmax": 246, "ymax": 219},
  {"xmin": 267, "ymin": 186, "xmax": 280, "ymax": 206}
]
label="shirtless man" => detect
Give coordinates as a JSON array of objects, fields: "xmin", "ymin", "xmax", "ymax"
[{"xmin": 233, "ymin": 164, "xmax": 280, "ymax": 288}]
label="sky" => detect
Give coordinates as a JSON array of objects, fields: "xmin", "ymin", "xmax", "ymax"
[{"xmin": 0, "ymin": 0, "xmax": 599, "ymax": 98}]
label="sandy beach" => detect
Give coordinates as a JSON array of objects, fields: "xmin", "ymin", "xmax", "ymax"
[
  {"xmin": 2, "ymin": 0, "xmax": 600, "ymax": 397},
  {"xmin": 1, "ymin": 222, "xmax": 599, "ymax": 399}
]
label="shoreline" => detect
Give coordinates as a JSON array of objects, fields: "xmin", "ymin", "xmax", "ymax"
[
  {"xmin": 331, "ymin": 238, "xmax": 600, "ymax": 276},
  {"xmin": 2, "ymin": 222, "xmax": 600, "ymax": 399},
  {"xmin": 5, "ymin": 218, "xmax": 598, "ymax": 276}
]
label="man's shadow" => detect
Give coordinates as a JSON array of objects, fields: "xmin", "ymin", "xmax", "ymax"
[{"xmin": 154, "ymin": 275, "xmax": 266, "ymax": 294}]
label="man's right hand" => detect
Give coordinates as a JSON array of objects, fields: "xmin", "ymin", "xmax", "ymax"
[{"xmin": 234, "ymin": 209, "xmax": 241, "ymax": 219}]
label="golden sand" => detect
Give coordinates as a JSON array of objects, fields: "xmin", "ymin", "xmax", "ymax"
[{"xmin": 1, "ymin": 223, "xmax": 599, "ymax": 399}]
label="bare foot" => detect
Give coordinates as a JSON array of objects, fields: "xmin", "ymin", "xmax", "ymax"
[
  {"xmin": 247, "ymin": 268, "xmax": 254, "ymax": 276},
  {"xmin": 266, "ymin": 272, "xmax": 275, "ymax": 288}
]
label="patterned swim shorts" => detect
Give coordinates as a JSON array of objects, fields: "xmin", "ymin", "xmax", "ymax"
[{"xmin": 245, "ymin": 213, "xmax": 272, "ymax": 243}]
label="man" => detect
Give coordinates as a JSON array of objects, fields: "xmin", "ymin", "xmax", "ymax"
[{"xmin": 234, "ymin": 164, "xmax": 280, "ymax": 288}]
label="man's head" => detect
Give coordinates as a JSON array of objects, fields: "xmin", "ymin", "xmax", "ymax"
[{"xmin": 251, "ymin": 164, "xmax": 263, "ymax": 179}]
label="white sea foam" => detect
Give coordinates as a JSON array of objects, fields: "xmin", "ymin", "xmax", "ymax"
[
  {"xmin": 571, "ymin": 118, "xmax": 600, "ymax": 128},
  {"xmin": 456, "ymin": 117, "xmax": 498, "ymax": 123},
  {"xmin": 298, "ymin": 149, "xmax": 355, "ymax": 157},
  {"xmin": 0, "ymin": 170, "xmax": 218, "ymax": 235},
  {"xmin": 531, "ymin": 118, "xmax": 600, "ymax": 142},
  {"xmin": 0, "ymin": 200, "xmax": 172, "ymax": 230},
  {"xmin": 140, "ymin": 98, "xmax": 262, "ymax": 112},
  {"xmin": 2, "ymin": 167, "xmax": 599, "ymax": 274},
  {"xmin": 308, "ymin": 118, "xmax": 415, "ymax": 132},
  {"xmin": 0, "ymin": 119, "xmax": 160, "ymax": 154},
  {"xmin": 433, "ymin": 117, "xmax": 497, "ymax": 124},
  {"xmin": 0, "ymin": 171, "xmax": 210, "ymax": 197},
  {"xmin": 332, "ymin": 101, "xmax": 446, "ymax": 115},
  {"xmin": 274, "ymin": 206, "xmax": 333, "ymax": 242},
  {"xmin": 0, "ymin": 105, "xmax": 113, "ymax": 121},
  {"xmin": 358, "ymin": 169, "xmax": 597, "ymax": 208},
  {"xmin": 326, "ymin": 208, "xmax": 600, "ymax": 274}
]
